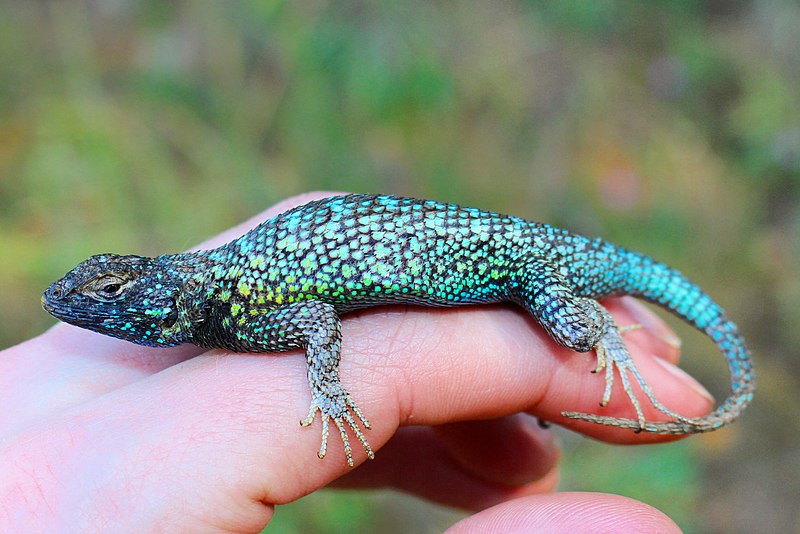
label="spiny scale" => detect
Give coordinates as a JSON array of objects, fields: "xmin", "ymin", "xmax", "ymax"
[{"xmin": 42, "ymin": 194, "xmax": 754, "ymax": 466}]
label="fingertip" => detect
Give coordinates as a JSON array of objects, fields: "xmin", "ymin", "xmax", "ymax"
[
  {"xmin": 446, "ymin": 492, "xmax": 682, "ymax": 534},
  {"xmin": 651, "ymin": 355, "xmax": 714, "ymax": 405},
  {"xmin": 606, "ymin": 297, "xmax": 682, "ymax": 365},
  {"xmin": 552, "ymin": 347, "xmax": 715, "ymax": 444}
]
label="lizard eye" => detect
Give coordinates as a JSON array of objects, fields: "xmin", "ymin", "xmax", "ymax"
[
  {"xmin": 100, "ymin": 283, "xmax": 123, "ymax": 295},
  {"xmin": 88, "ymin": 275, "xmax": 129, "ymax": 301}
]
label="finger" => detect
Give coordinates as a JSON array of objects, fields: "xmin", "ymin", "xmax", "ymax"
[
  {"xmin": 446, "ymin": 493, "xmax": 681, "ymax": 533},
  {"xmin": 332, "ymin": 415, "xmax": 559, "ymax": 511},
  {"xmin": 604, "ymin": 296, "xmax": 682, "ymax": 365},
  {"xmin": 433, "ymin": 414, "xmax": 559, "ymax": 486},
  {"xmin": 0, "ymin": 298, "xmax": 711, "ymax": 528},
  {"xmin": 0, "ymin": 191, "xmax": 345, "ymax": 433},
  {"xmin": 341, "ymin": 303, "xmax": 711, "ymax": 445},
  {"xmin": 13, "ymin": 303, "xmax": 710, "ymax": 494}
]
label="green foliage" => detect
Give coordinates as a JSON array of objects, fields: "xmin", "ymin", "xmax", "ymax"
[{"xmin": 561, "ymin": 439, "xmax": 700, "ymax": 530}]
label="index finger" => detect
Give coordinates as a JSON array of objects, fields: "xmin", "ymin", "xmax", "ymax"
[{"xmin": 0, "ymin": 293, "xmax": 708, "ymax": 530}]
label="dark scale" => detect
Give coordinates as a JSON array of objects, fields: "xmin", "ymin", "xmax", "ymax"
[{"xmin": 42, "ymin": 194, "xmax": 754, "ymax": 466}]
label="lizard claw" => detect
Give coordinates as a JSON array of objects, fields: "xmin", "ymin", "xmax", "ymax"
[
  {"xmin": 563, "ymin": 324, "xmax": 690, "ymax": 431},
  {"xmin": 301, "ymin": 388, "xmax": 373, "ymax": 467},
  {"xmin": 618, "ymin": 323, "xmax": 644, "ymax": 334}
]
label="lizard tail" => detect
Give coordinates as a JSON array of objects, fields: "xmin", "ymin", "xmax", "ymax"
[
  {"xmin": 565, "ymin": 247, "xmax": 755, "ymax": 434},
  {"xmin": 618, "ymin": 251, "xmax": 755, "ymax": 433}
]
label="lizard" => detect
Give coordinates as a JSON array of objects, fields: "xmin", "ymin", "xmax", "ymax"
[{"xmin": 41, "ymin": 193, "xmax": 755, "ymax": 467}]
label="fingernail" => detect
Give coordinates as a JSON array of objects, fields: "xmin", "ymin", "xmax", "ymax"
[
  {"xmin": 653, "ymin": 356, "xmax": 715, "ymax": 404},
  {"xmin": 619, "ymin": 297, "xmax": 682, "ymax": 350}
]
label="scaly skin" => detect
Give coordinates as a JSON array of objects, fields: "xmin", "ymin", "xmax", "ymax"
[{"xmin": 42, "ymin": 194, "xmax": 755, "ymax": 466}]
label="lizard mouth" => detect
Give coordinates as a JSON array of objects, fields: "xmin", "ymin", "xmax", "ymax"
[
  {"xmin": 41, "ymin": 283, "xmax": 94, "ymax": 325},
  {"xmin": 41, "ymin": 286, "xmax": 58, "ymax": 314}
]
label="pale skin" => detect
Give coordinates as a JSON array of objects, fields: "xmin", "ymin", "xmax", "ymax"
[{"xmin": 0, "ymin": 192, "xmax": 710, "ymax": 532}]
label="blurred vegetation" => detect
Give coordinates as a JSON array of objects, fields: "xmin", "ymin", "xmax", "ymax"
[{"xmin": 1, "ymin": 1, "xmax": 798, "ymax": 533}]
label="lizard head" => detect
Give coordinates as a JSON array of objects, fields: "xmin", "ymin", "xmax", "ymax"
[{"xmin": 42, "ymin": 253, "xmax": 196, "ymax": 347}]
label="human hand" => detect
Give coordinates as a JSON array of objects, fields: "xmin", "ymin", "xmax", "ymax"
[{"xmin": 0, "ymin": 192, "xmax": 701, "ymax": 532}]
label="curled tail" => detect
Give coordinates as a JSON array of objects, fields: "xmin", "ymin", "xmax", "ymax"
[{"xmin": 574, "ymin": 248, "xmax": 755, "ymax": 434}]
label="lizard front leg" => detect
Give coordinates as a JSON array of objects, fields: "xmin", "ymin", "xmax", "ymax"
[
  {"xmin": 221, "ymin": 300, "xmax": 373, "ymax": 467},
  {"xmin": 294, "ymin": 301, "xmax": 373, "ymax": 467}
]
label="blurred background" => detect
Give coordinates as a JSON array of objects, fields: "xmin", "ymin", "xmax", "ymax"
[{"xmin": 1, "ymin": 1, "xmax": 798, "ymax": 532}]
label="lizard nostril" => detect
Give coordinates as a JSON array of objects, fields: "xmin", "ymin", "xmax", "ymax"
[{"xmin": 50, "ymin": 287, "xmax": 63, "ymax": 300}]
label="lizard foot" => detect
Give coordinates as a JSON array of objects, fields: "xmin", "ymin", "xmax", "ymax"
[
  {"xmin": 301, "ymin": 384, "xmax": 374, "ymax": 467},
  {"xmin": 562, "ymin": 323, "xmax": 690, "ymax": 431}
]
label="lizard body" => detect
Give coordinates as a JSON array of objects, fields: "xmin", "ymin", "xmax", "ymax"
[{"xmin": 42, "ymin": 194, "xmax": 754, "ymax": 466}]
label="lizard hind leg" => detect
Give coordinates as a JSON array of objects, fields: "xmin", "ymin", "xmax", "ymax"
[
  {"xmin": 562, "ymin": 303, "xmax": 691, "ymax": 430},
  {"xmin": 509, "ymin": 264, "xmax": 686, "ymax": 430}
]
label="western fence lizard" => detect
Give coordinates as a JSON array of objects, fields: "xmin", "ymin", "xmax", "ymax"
[{"xmin": 42, "ymin": 194, "xmax": 755, "ymax": 466}]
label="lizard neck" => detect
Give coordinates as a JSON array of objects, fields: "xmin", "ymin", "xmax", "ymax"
[{"xmin": 150, "ymin": 251, "xmax": 218, "ymax": 345}]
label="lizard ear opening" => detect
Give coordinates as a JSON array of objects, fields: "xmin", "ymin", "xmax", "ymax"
[{"xmin": 161, "ymin": 305, "xmax": 180, "ymax": 329}]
